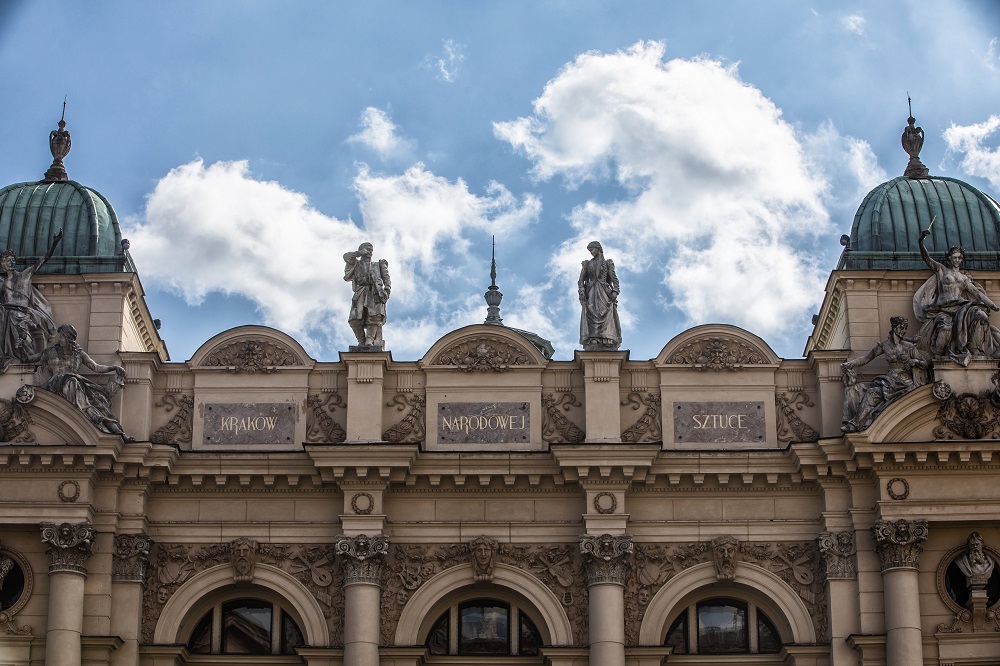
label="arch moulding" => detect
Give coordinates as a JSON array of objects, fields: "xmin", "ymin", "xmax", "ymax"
[
  {"xmin": 152, "ymin": 563, "xmax": 329, "ymax": 647},
  {"xmin": 394, "ymin": 562, "xmax": 574, "ymax": 646},
  {"xmin": 637, "ymin": 561, "xmax": 816, "ymax": 646}
]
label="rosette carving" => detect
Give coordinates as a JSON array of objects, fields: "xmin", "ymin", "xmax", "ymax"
[
  {"xmin": 203, "ymin": 339, "xmax": 298, "ymax": 374},
  {"xmin": 40, "ymin": 522, "xmax": 94, "ymax": 574},
  {"xmin": 432, "ymin": 337, "xmax": 531, "ymax": 372},
  {"xmin": 872, "ymin": 519, "xmax": 928, "ymax": 571},
  {"xmin": 668, "ymin": 336, "xmax": 767, "ymax": 371}
]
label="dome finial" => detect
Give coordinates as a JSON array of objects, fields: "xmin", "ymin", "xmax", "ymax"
[
  {"xmin": 44, "ymin": 97, "xmax": 71, "ymax": 182},
  {"xmin": 484, "ymin": 235, "xmax": 503, "ymax": 325},
  {"xmin": 901, "ymin": 94, "xmax": 929, "ymax": 179}
]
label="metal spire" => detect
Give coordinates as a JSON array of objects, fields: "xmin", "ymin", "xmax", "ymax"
[{"xmin": 484, "ymin": 236, "xmax": 503, "ymax": 325}]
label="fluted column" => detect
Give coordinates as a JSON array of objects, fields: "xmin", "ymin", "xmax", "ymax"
[
  {"xmin": 872, "ymin": 519, "xmax": 927, "ymax": 666},
  {"xmin": 40, "ymin": 522, "xmax": 94, "ymax": 666},
  {"xmin": 110, "ymin": 534, "xmax": 152, "ymax": 666},
  {"xmin": 336, "ymin": 534, "xmax": 388, "ymax": 666},
  {"xmin": 580, "ymin": 534, "xmax": 632, "ymax": 666}
]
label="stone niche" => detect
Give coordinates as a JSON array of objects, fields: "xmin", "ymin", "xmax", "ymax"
[
  {"xmin": 420, "ymin": 325, "xmax": 548, "ymax": 452},
  {"xmin": 186, "ymin": 326, "xmax": 314, "ymax": 451},
  {"xmin": 656, "ymin": 325, "xmax": 783, "ymax": 450}
]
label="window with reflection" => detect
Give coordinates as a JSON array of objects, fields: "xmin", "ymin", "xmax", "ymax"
[
  {"xmin": 187, "ymin": 597, "xmax": 304, "ymax": 655},
  {"xmin": 664, "ymin": 597, "xmax": 781, "ymax": 655},
  {"xmin": 424, "ymin": 597, "xmax": 543, "ymax": 657}
]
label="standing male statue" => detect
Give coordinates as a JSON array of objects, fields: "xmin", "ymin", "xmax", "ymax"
[{"xmin": 343, "ymin": 242, "xmax": 391, "ymax": 351}]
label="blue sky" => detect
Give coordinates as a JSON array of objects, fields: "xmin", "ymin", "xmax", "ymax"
[{"xmin": 1, "ymin": 1, "xmax": 999, "ymax": 362}]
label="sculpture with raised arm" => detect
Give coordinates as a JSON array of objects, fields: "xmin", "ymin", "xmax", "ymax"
[
  {"xmin": 0, "ymin": 229, "xmax": 63, "ymax": 370},
  {"xmin": 578, "ymin": 240, "xmax": 621, "ymax": 350},
  {"xmin": 344, "ymin": 242, "xmax": 391, "ymax": 351}
]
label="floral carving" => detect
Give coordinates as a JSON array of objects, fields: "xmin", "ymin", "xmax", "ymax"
[
  {"xmin": 150, "ymin": 394, "xmax": 193, "ymax": 445},
  {"xmin": 382, "ymin": 393, "xmax": 426, "ymax": 443},
  {"xmin": 817, "ymin": 531, "xmax": 857, "ymax": 579},
  {"xmin": 775, "ymin": 391, "xmax": 819, "ymax": 443},
  {"xmin": 541, "ymin": 393, "xmax": 585, "ymax": 443},
  {"xmin": 0, "ymin": 397, "xmax": 34, "ymax": 443},
  {"xmin": 113, "ymin": 533, "xmax": 153, "ymax": 583},
  {"xmin": 432, "ymin": 337, "xmax": 532, "ymax": 372},
  {"xmin": 336, "ymin": 534, "xmax": 389, "ymax": 586},
  {"xmin": 668, "ymin": 336, "xmax": 767, "ymax": 371},
  {"xmin": 933, "ymin": 391, "xmax": 1000, "ymax": 440},
  {"xmin": 872, "ymin": 519, "xmax": 928, "ymax": 571},
  {"xmin": 40, "ymin": 522, "xmax": 94, "ymax": 574},
  {"xmin": 203, "ymin": 339, "xmax": 298, "ymax": 374},
  {"xmin": 580, "ymin": 534, "xmax": 634, "ymax": 585},
  {"xmin": 306, "ymin": 393, "xmax": 346, "ymax": 443},
  {"xmin": 620, "ymin": 392, "xmax": 662, "ymax": 442}
]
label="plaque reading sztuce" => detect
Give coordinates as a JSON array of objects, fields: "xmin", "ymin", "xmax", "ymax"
[
  {"xmin": 673, "ymin": 401, "xmax": 765, "ymax": 444},
  {"xmin": 438, "ymin": 402, "xmax": 530, "ymax": 444},
  {"xmin": 203, "ymin": 403, "xmax": 295, "ymax": 446}
]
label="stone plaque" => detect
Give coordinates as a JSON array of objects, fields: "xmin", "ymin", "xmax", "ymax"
[
  {"xmin": 203, "ymin": 403, "xmax": 296, "ymax": 447},
  {"xmin": 438, "ymin": 402, "xmax": 530, "ymax": 444},
  {"xmin": 673, "ymin": 401, "xmax": 765, "ymax": 444}
]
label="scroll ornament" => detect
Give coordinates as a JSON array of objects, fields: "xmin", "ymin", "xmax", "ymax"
[{"xmin": 40, "ymin": 522, "xmax": 95, "ymax": 574}]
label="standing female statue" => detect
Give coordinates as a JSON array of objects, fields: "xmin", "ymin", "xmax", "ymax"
[
  {"xmin": 914, "ymin": 228, "xmax": 1000, "ymax": 365},
  {"xmin": 0, "ymin": 229, "xmax": 63, "ymax": 367},
  {"xmin": 578, "ymin": 241, "xmax": 621, "ymax": 350}
]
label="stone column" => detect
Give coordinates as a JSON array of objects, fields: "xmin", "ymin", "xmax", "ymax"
[
  {"xmin": 818, "ymin": 531, "xmax": 859, "ymax": 666},
  {"xmin": 580, "ymin": 534, "xmax": 632, "ymax": 666},
  {"xmin": 40, "ymin": 522, "xmax": 95, "ymax": 666},
  {"xmin": 110, "ymin": 533, "xmax": 152, "ymax": 666},
  {"xmin": 872, "ymin": 519, "xmax": 927, "ymax": 666},
  {"xmin": 336, "ymin": 534, "xmax": 388, "ymax": 666}
]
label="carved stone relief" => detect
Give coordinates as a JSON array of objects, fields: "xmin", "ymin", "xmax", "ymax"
[
  {"xmin": 142, "ymin": 540, "xmax": 344, "ymax": 645},
  {"xmin": 40, "ymin": 522, "xmax": 94, "ymax": 574},
  {"xmin": 817, "ymin": 531, "xmax": 857, "ymax": 579},
  {"xmin": 580, "ymin": 534, "xmax": 634, "ymax": 586},
  {"xmin": 541, "ymin": 393, "xmax": 585, "ymax": 443},
  {"xmin": 203, "ymin": 339, "xmax": 298, "ymax": 374},
  {"xmin": 668, "ymin": 336, "xmax": 767, "ymax": 371},
  {"xmin": 620, "ymin": 391, "xmax": 662, "ymax": 443},
  {"xmin": 469, "ymin": 535, "xmax": 498, "ymax": 582},
  {"xmin": 711, "ymin": 535, "xmax": 739, "ymax": 581},
  {"xmin": 305, "ymin": 393, "xmax": 346, "ymax": 443},
  {"xmin": 150, "ymin": 394, "xmax": 194, "ymax": 445},
  {"xmin": 934, "ymin": 390, "xmax": 1000, "ymax": 440},
  {"xmin": 335, "ymin": 534, "xmax": 389, "ymax": 586},
  {"xmin": 937, "ymin": 533, "xmax": 1000, "ymax": 633},
  {"xmin": 230, "ymin": 537, "xmax": 258, "ymax": 583},
  {"xmin": 112, "ymin": 533, "xmax": 153, "ymax": 584},
  {"xmin": 0, "ymin": 544, "xmax": 33, "ymax": 635},
  {"xmin": 431, "ymin": 338, "xmax": 532, "ymax": 372},
  {"xmin": 775, "ymin": 391, "xmax": 820, "ymax": 443},
  {"xmin": 0, "ymin": 398, "xmax": 34, "ymax": 443},
  {"xmin": 872, "ymin": 519, "xmax": 928, "ymax": 571},
  {"xmin": 382, "ymin": 394, "xmax": 426, "ymax": 443}
]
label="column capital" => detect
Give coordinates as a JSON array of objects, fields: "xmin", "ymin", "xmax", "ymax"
[
  {"xmin": 579, "ymin": 533, "xmax": 633, "ymax": 586},
  {"xmin": 818, "ymin": 531, "xmax": 858, "ymax": 579},
  {"xmin": 112, "ymin": 533, "xmax": 153, "ymax": 583},
  {"xmin": 872, "ymin": 519, "xmax": 928, "ymax": 571},
  {"xmin": 336, "ymin": 533, "xmax": 389, "ymax": 586},
  {"xmin": 40, "ymin": 522, "xmax": 94, "ymax": 574}
]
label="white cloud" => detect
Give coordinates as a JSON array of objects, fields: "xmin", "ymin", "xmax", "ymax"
[
  {"xmin": 123, "ymin": 159, "xmax": 541, "ymax": 358},
  {"xmin": 428, "ymin": 39, "xmax": 466, "ymax": 83},
  {"xmin": 987, "ymin": 37, "xmax": 999, "ymax": 72},
  {"xmin": 495, "ymin": 41, "xmax": 837, "ymax": 342},
  {"xmin": 841, "ymin": 14, "xmax": 866, "ymax": 36},
  {"xmin": 943, "ymin": 115, "xmax": 1000, "ymax": 190},
  {"xmin": 348, "ymin": 107, "xmax": 410, "ymax": 158}
]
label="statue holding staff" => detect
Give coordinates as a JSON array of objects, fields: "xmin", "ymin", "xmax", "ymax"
[{"xmin": 0, "ymin": 229, "xmax": 63, "ymax": 369}]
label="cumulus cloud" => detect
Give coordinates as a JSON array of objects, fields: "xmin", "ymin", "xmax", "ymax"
[
  {"xmin": 943, "ymin": 115, "xmax": 1000, "ymax": 190},
  {"xmin": 495, "ymin": 41, "xmax": 839, "ymax": 343},
  {"xmin": 427, "ymin": 39, "xmax": 466, "ymax": 83},
  {"xmin": 123, "ymin": 159, "xmax": 540, "ymax": 358},
  {"xmin": 841, "ymin": 14, "xmax": 866, "ymax": 36},
  {"xmin": 348, "ymin": 107, "xmax": 411, "ymax": 158}
]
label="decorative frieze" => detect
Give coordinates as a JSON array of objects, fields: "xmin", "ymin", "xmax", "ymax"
[
  {"xmin": 872, "ymin": 519, "xmax": 928, "ymax": 571},
  {"xmin": 382, "ymin": 394, "xmax": 426, "ymax": 443},
  {"xmin": 620, "ymin": 391, "xmax": 662, "ymax": 443},
  {"xmin": 580, "ymin": 534, "xmax": 633, "ymax": 586},
  {"xmin": 305, "ymin": 393, "xmax": 346, "ymax": 443},
  {"xmin": 203, "ymin": 339, "xmax": 298, "ymax": 374},
  {"xmin": 817, "ymin": 531, "xmax": 857, "ymax": 579},
  {"xmin": 667, "ymin": 336, "xmax": 767, "ymax": 371},
  {"xmin": 336, "ymin": 534, "xmax": 389, "ymax": 586},
  {"xmin": 40, "ymin": 522, "xmax": 94, "ymax": 574},
  {"xmin": 112, "ymin": 533, "xmax": 153, "ymax": 583},
  {"xmin": 775, "ymin": 391, "xmax": 820, "ymax": 443},
  {"xmin": 150, "ymin": 394, "xmax": 194, "ymax": 445},
  {"xmin": 541, "ymin": 393, "xmax": 585, "ymax": 443},
  {"xmin": 431, "ymin": 337, "xmax": 532, "ymax": 372}
]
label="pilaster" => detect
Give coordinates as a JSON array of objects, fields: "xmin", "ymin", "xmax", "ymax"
[
  {"xmin": 111, "ymin": 533, "xmax": 152, "ymax": 666},
  {"xmin": 577, "ymin": 351, "xmax": 626, "ymax": 442},
  {"xmin": 342, "ymin": 352, "xmax": 390, "ymax": 442}
]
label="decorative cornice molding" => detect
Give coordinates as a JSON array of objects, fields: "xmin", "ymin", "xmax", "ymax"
[
  {"xmin": 872, "ymin": 519, "xmax": 928, "ymax": 571},
  {"xmin": 112, "ymin": 533, "xmax": 153, "ymax": 583},
  {"xmin": 431, "ymin": 337, "xmax": 532, "ymax": 372},
  {"xmin": 580, "ymin": 534, "xmax": 633, "ymax": 586},
  {"xmin": 541, "ymin": 393, "xmax": 585, "ymax": 443},
  {"xmin": 336, "ymin": 534, "xmax": 389, "ymax": 586},
  {"xmin": 817, "ymin": 531, "xmax": 857, "ymax": 579},
  {"xmin": 202, "ymin": 339, "xmax": 299, "ymax": 374},
  {"xmin": 40, "ymin": 522, "xmax": 94, "ymax": 574},
  {"xmin": 667, "ymin": 336, "xmax": 767, "ymax": 371},
  {"xmin": 382, "ymin": 394, "xmax": 426, "ymax": 443},
  {"xmin": 150, "ymin": 394, "xmax": 194, "ymax": 445}
]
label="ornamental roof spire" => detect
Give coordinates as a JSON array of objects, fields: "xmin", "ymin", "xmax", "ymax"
[
  {"xmin": 901, "ymin": 94, "xmax": 929, "ymax": 179},
  {"xmin": 484, "ymin": 236, "xmax": 503, "ymax": 325},
  {"xmin": 44, "ymin": 98, "xmax": 71, "ymax": 182}
]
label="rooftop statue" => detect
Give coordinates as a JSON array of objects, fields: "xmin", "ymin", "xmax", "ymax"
[
  {"xmin": 0, "ymin": 229, "xmax": 63, "ymax": 371},
  {"xmin": 344, "ymin": 242, "xmax": 391, "ymax": 351},
  {"xmin": 842, "ymin": 316, "xmax": 928, "ymax": 432},
  {"xmin": 914, "ymin": 227, "xmax": 1000, "ymax": 366},
  {"xmin": 578, "ymin": 240, "xmax": 621, "ymax": 350},
  {"xmin": 29, "ymin": 323, "xmax": 129, "ymax": 439}
]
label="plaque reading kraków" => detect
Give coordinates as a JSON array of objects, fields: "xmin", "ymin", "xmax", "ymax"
[
  {"xmin": 203, "ymin": 403, "xmax": 296, "ymax": 446},
  {"xmin": 673, "ymin": 401, "xmax": 765, "ymax": 444},
  {"xmin": 438, "ymin": 402, "xmax": 530, "ymax": 444}
]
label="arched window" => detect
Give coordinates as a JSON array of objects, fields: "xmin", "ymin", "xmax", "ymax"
[
  {"xmin": 424, "ymin": 597, "xmax": 544, "ymax": 657},
  {"xmin": 664, "ymin": 597, "xmax": 782, "ymax": 655},
  {"xmin": 185, "ymin": 595, "xmax": 305, "ymax": 656}
]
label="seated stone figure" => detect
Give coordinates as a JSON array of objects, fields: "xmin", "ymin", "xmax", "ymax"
[{"xmin": 842, "ymin": 317, "xmax": 928, "ymax": 432}]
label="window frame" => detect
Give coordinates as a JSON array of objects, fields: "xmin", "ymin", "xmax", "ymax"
[
  {"xmin": 662, "ymin": 589, "xmax": 789, "ymax": 658},
  {"xmin": 181, "ymin": 587, "xmax": 306, "ymax": 658},
  {"xmin": 420, "ymin": 590, "xmax": 548, "ymax": 661}
]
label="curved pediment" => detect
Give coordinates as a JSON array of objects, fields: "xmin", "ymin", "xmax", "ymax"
[
  {"xmin": 421, "ymin": 325, "xmax": 548, "ymax": 371},
  {"xmin": 656, "ymin": 324, "xmax": 780, "ymax": 369},
  {"xmin": 857, "ymin": 384, "xmax": 971, "ymax": 443},
  {"xmin": 4, "ymin": 387, "xmax": 122, "ymax": 446},
  {"xmin": 189, "ymin": 326, "xmax": 314, "ymax": 372}
]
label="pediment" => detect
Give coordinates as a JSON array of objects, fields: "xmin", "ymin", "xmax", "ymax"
[
  {"xmin": 857, "ymin": 383, "xmax": 998, "ymax": 444},
  {"xmin": 189, "ymin": 326, "xmax": 313, "ymax": 372},
  {"xmin": 656, "ymin": 324, "xmax": 780, "ymax": 369},
  {"xmin": 421, "ymin": 325, "xmax": 548, "ymax": 371},
  {"xmin": 2, "ymin": 387, "xmax": 121, "ymax": 446}
]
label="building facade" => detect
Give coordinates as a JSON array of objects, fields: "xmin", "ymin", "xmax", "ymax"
[{"xmin": 1, "ymin": 118, "xmax": 999, "ymax": 666}]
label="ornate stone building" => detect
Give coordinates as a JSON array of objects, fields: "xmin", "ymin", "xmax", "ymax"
[{"xmin": 1, "ymin": 116, "xmax": 999, "ymax": 666}]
